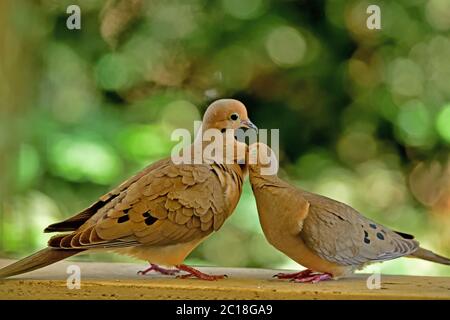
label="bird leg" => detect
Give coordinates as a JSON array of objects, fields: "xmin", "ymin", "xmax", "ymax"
[
  {"xmin": 273, "ymin": 269, "xmax": 313, "ymax": 279},
  {"xmin": 175, "ymin": 264, "xmax": 227, "ymax": 281},
  {"xmin": 137, "ymin": 263, "xmax": 180, "ymax": 276},
  {"xmin": 290, "ymin": 272, "xmax": 332, "ymax": 284}
]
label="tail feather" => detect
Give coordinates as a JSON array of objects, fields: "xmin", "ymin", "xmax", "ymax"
[
  {"xmin": 0, "ymin": 248, "xmax": 83, "ymax": 279},
  {"xmin": 411, "ymin": 247, "xmax": 450, "ymax": 265}
]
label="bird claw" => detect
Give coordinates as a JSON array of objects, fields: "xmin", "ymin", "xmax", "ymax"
[
  {"xmin": 175, "ymin": 264, "xmax": 227, "ymax": 281},
  {"xmin": 273, "ymin": 269, "xmax": 332, "ymax": 283},
  {"xmin": 176, "ymin": 272, "xmax": 227, "ymax": 281},
  {"xmin": 137, "ymin": 263, "xmax": 180, "ymax": 276},
  {"xmin": 273, "ymin": 269, "xmax": 313, "ymax": 279},
  {"xmin": 290, "ymin": 272, "xmax": 332, "ymax": 284}
]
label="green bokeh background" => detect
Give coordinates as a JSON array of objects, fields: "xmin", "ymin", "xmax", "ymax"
[{"xmin": 0, "ymin": 0, "xmax": 449, "ymax": 276}]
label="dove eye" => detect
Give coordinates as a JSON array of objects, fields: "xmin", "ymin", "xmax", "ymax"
[{"xmin": 230, "ymin": 113, "xmax": 239, "ymax": 121}]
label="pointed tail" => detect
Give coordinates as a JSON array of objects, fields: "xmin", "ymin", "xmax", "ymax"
[
  {"xmin": 411, "ymin": 247, "xmax": 450, "ymax": 265},
  {"xmin": 0, "ymin": 248, "xmax": 83, "ymax": 279}
]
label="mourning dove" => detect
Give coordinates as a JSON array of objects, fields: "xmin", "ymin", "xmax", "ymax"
[
  {"xmin": 249, "ymin": 143, "xmax": 450, "ymax": 283},
  {"xmin": 0, "ymin": 99, "xmax": 257, "ymax": 280}
]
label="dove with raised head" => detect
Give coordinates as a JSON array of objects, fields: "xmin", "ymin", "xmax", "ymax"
[{"xmin": 0, "ymin": 99, "xmax": 257, "ymax": 280}]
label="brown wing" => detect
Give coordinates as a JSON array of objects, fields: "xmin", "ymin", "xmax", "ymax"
[
  {"xmin": 300, "ymin": 192, "xmax": 419, "ymax": 266},
  {"xmin": 48, "ymin": 162, "xmax": 244, "ymax": 249},
  {"xmin": 44, "ymin": 158, "xmax": 169, "ymax": 233}
]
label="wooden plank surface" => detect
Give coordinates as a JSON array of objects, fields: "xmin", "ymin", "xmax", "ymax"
[{"xmin": 0, "ymin": 259, "xmax": 449, "ymax": 300}]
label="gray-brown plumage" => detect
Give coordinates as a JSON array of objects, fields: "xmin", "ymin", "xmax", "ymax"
[
  {"xmin": 0, "ymin": 99, "xmax": 256, "ymax": 280},
  {"xmin": 249, "ymin": 143, "xmax": 450, "ymax": 282}
]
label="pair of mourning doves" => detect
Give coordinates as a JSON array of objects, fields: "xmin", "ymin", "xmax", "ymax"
[
  {"xmin": 0, "ymin": 99, "xmax": 257, "ymax": 280},
  {"xmin": 249, "ymin": 143, "xmax": 450, "ymax": 283}
]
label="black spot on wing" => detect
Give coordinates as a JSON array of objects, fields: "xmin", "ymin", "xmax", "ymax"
[
  {"xmin": 363, "ymin": 230, "xmax": 370, "ymax": 244},
  {"xmin": 145, "ymin": 215, "xmax": 157, "ymax": 226},
  {"xmin": 117, "ymin": 215, "xmax": 129, "ymax": 223},
  {"xmin": 394, "ymin": 231, "xmax": 415, "ymax": 240},
  {"xmin": 376, "ymin": 232, "xmax": 385, "ymax": 240}
]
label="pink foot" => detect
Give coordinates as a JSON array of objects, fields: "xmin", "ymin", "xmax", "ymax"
[
  {"xmin": 175, "ymin": 264, "xmax": 227, "ymax": 281},
  {"xmin": 137, "ymin": 263, "xmax": 180, "ymax": 276},
  {"xmin": 291, "ymin": 272, "xmax": 332, "ymax": 284},
  {"xmin": 274, "ymin": 269, "xmax": 313, "ymax": 279}
]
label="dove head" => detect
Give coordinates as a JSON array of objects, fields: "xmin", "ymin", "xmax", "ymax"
[
  {"xmin": 248, "ymin": 143, "xmax": 279, "ymax": 176},
  {"xmin": 201, "ymin": 99, "xmax": 257, "ymax": 133}
]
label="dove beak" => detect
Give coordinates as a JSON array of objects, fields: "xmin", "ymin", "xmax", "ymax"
[{"xmin": 240, "ymin": 119, "xmax": 258, "ymax": 133}]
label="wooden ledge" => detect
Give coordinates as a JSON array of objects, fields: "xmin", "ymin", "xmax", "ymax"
[{"xmin": 0, "ymin": 259, "xmax": 449, "ymax": 300}]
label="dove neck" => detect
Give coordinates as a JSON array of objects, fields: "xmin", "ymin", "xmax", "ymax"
[
  {"xmin": 191, "ymin": 129, "xmax": 247, "ymax": 166},
  {"xmin": 249, "ymin": 167, "xmax": 283, "ymax": 188}
]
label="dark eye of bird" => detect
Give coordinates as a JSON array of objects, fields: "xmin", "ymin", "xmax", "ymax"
[{"xmin": 230, "ymin": 113, "xmax": 239, "ymax": 121}]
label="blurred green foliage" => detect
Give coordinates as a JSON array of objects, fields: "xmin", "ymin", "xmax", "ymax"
[{"xmin": 0, "ymin": 0, "xmax": 449, "ymax": 276}]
